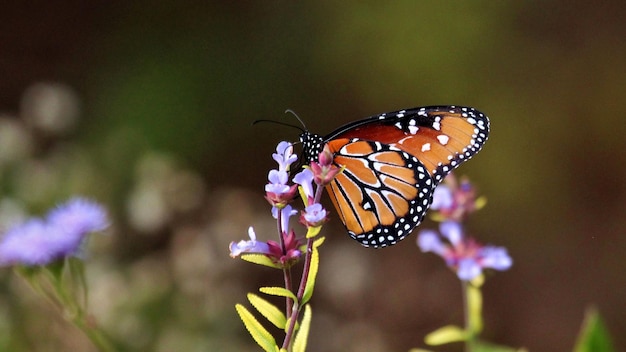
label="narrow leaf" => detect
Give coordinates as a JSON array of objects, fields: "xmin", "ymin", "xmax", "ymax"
[
  {"xmin": 293, "ymin": 305, "xmax": 312, "ymax": 352},
  {"xmin": 260, "ymin": 286, "xmax": 297, "ymax": 301},
  {"xmin": 241, "ymin": 254, "xmax": 281, "ymax": 269},
  {"xmin": 248, "ymin": 293, "xmax": 287, "ymax": 329},
  {"xmin": 301, "ymin": 245, "xmax": 320, "ymax": 305},
  {"xmin": 305, "ymin": 225, "xmax": 321, "ymax": 239},
  {"xmin": 573, "ymin": 306, "xmax": 615, "ymax": 352},
  {"xmin": 424, "ymin": 325, "xmax": 468, "ymax": 345},
  {"xmin": 235, "ymin": 304, "xmax": 279, "ymax": 352},
  {"xmin": 312, "ymin": 236, "xmax": 325, "ymax": 248}
]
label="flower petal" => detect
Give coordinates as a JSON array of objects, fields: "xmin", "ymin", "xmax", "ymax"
[
  {"xmin": 439, "ymin": 221, "xmax": 463, "ymax": 245},
  {"xmin": 480, "ymin": 246, "xmax": 513, "ymax": 271},
  {"xmin": 431, "ymin": 185, "xmax": 453, "ymax": 210},
  {"xmin": 293, "ymin": 169, "xmax": 314, "ymax": 200},
  {"xmin": 457, "ymin": 258, "xmax": 482, "ymax": 281},
  {"xmin": 417, "ymin": 230, "xmax": 446, "ymax": 255}
]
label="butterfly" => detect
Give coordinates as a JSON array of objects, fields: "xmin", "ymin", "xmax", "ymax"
[{"xmin": 299, "ymin": 105, "xmax": 489, "ymax": 248}]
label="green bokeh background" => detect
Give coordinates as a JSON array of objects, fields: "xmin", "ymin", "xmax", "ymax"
[{"xmin": 1, "ymin": 2, "xmax": 625, "ymax": 351}]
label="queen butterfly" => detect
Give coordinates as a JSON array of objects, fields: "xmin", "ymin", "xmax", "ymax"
[{"xmin": 299, "ymin": 105, "xmax": 489, "ymax": 248}]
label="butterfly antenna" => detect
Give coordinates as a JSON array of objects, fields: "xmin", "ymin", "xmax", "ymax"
[
  {"xmin": 251, "ymin": 119, "xmax": 305, "ymax": 132},
  {"xmin": 285, "ymin": 109, "xmax": 308, "ymax": 131}
]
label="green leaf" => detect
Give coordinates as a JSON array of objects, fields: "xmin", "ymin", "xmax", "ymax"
[
  {"xmin": 301, "ymin": 245, "xmax": 320, "ymax": 305},
  {"xmin": 241, "ymin": 254, "xmax": 281, "ymax": 269},
  {"xmin": 248, "ymin": 293, "xmax": 287, "ymax": 329},
  {"xmin": 424, "ymin": 325, "xmax": 468, "ymax": 345},
  {"xmin": 312, "ymin": 236, "xmax": 325, "ymax": 248},
  {"xmin": 573, "ymin": 306, "xmax": 615, "ymax": 352},
  {"xmin": 305, "ymin": 225, "xmax": 321, "ymax": 239},
  {"xmin": 293, "ymin": 305, "xmax": 312, "ymax": 352},
  {"xmin": 235, "ymin": 304, "xmax": 280, "ymax": 352},
  {"xmin": 260, "ymin": 287, "xmax": 297, "ymax": 301}
]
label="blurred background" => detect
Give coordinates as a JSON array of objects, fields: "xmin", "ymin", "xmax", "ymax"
[{"xmin": 1, "ymin": 1, "xmax": 625, "ymax": 351}]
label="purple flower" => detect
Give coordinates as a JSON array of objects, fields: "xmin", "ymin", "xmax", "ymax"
[
  {"xmin": 272, "ymin": 205, "xmax": 297, "ymax": 235},
  {"xmin": 417, "ymin": 221, "xmax": 512, "ymax": 281},
  {"xmin": 431, "ymin": 185, "xmax": 454, "ymax": 210},
  {"xmin": 272, "ymin": 141, "xmax": 297, "ymax": 172},
  {"xmin": 229, "ymin": 226, "xmax": 303, "ymax": 267},
  {"xmin": 293, "ymin": 169, "xmax": 314, "ymax": 202},
  {"xmin": 265, "ymin": 170, "xmax": 290, "ymax": 194},
  {"xmin": 229, "ymin": 227, "xmax": 271, "ymax": 257},
  {"xmin": 301, "ymin": 203, "xmax": 327, "ymax": 227},
  {"xmin": 265, "ymin": 169, "xmax": 297, "ymax": 208},
  {"xmin": 0, "ymin": 197, "xmax": 109, "ymax": 266},
  {"xmin": 47, "ymin": 198, "xmax": 109, "ymax": 236},
  {"xmin": 430, "ymin": 173, "xmax": 482, "ymax": 222}
]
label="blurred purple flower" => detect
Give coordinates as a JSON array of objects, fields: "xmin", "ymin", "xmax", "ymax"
[
  {"xmin": 417, "ymin": 221, "xmax": 512, "ymax": 281},
  {"xmin": 0, "ymin": 197, "xmax": 109, "ymax": 266},
  {"xmin": 47, "ymin": 198, "xmax": 109, "ymax": 236},
  {"xmin": 431, "ymin": 173, "xmax": 482, "ymax": 222}
]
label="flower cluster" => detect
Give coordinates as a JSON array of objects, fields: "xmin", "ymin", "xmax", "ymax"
[
  {"xmin": 0, "ymin": 198, "xmax": 109, "ymax": 266},
  {"xmin": 430, "ymin": 174, "xmax": 484, "ymax": 222},
  {"xmin": 229, "ymin": 142, "xmax": 339, "ymax": 268},
  {"xmin": 418, "ymin": 221, "xmax": 512, "ymax": 281},
  {"xmin": 418, "ymin": 174, "xmax": 511, "ymax": 281}
]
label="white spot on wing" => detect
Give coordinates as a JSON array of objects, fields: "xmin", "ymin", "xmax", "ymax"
[
  {"xmin": 437, "ymin": 134, "xmax": 449, "ymax": 145},
  {"xmin": 421, "ymin": 143, "xmax": 431, "ymax": 152}
]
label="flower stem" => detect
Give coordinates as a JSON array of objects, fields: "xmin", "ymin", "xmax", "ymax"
[
  {"xmin": 282, "ymin": 181, "xmax": 324, "ymax": 350},
  {"xmin": 462, "ymin": 278, "xmax": 483, "ymax": 352},
  {"xmin": 282, "ymin": 236, "xmax": 314, "ymax": 351},
  {"xmin": 72, "ymin": 315, "xmax": 118, "ymax": 352}
]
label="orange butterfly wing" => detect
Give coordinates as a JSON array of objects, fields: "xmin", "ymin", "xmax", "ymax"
[
  {"xmin": 298, "ymin": 106, "xmax": 489, "ymax": 248},
  {"xmin": 325, "ymin": 139, "xmax": 434, "ymax": 247}
]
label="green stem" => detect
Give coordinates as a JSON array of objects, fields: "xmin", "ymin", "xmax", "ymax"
[
  {"xmin": 462, "ymin": 279, "xmax": 482, "ymax": 352},
  {"xmin": 72, "ymin": 315, "xmax": 118, "ymax": 352},
  {"xmin": 282, "ymin": 237, "xmax": 314, "ymax": 351}
]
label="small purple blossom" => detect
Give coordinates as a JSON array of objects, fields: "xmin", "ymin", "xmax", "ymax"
[
  {"xmin": 272, "ymin": 205, "xmax": 297, "ymax": 234},
  {"xmin": 301, "ymin": 203, "xmax": 327, "ymax": 227},
  {"xmin": 0, "ymin": 197, "xmax": 109, "ymax": 266},
  {"xmin": 417, "ymin": 221, "xmax": 512, "ymax": 281},
  {"xmin": 229, "ymin": 227, "xmax": 271, "ymax": 257},
  {"xmin": 293, "ymin": 169, "xmax": 315, "ymax": 203},
  {"xmin": 265, "ymin": 169, "xmax": 297, "ymax": 208},
  {"xmin": 265, "ymin": 169, "xmax": 291, "ymax": 194},
  {"xmin": 272, "ymin": 141, "xmax": 297, "ymax": 172}
]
